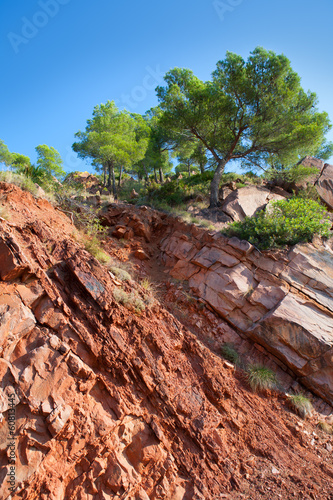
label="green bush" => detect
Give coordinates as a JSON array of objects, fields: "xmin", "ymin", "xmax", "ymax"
[
  {"xmin": 225, "ymin": 197, "xmax": 331, "ymax": 250},
  {"xmin": 146, "ymin": 171, "xmax": 214, "ymax": 208},
  {"xmin": 113, "ymin": 288, "xmax": 145, "ymax": 313},
  {"xmin": 118, "ymin": 178, "xmax": 146, "ymax": 201},
  {"xmin": 318, "ymin": 421, "xmax": 333, "ymax": 435},
  {"xmin": 84, "ymin": 236, "xmax": 110, "ymax": 264},
  {"xmin": 109, "ymin": 266, "xmax": 132, "ymax": 281},
  {"xmin": 0, "ymin": 171, "xmax": 38, "ymax": 196},
  {"xmin": 247, "ymin": 364, "xmax": 278, "ymax": 393},
  {"xmin": 288, "ymin": 393, "xmax": 312, "ymax": 418}
]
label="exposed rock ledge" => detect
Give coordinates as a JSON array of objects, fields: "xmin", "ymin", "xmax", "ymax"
[{"xmin": 160, "ymin": 225, "xmax": 333, "ymax": 404}]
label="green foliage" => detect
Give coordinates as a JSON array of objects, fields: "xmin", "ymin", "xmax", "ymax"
[
  {"xmin": 147, "ymin": 171, "xmax": 213, "ymax": 207},
  {"xmin": 0, "ymin": 171, "xmax": 38, "ymax": 195},
  {"xmin": 84, "ymin": 236, "xmax": 110, "ymax": 264},
  {"xmin": 225, "ymin": 198, "xmax": 331, "ymax": 250},
  {"xmin": 11, "ymin": 153, "xmax": 31, "ymax": 171},
  {"xmin": 0, "ymin": 140, "xmax": 12, "ymax": 167},
  {"xmin": 141, "ymin": 277, "xmax": 154, "ymax": 292},
  {"xmin": 36, "ymin": 144, "xmax": 65, "ymax": 180},
  {"xmin": 113, "ymin": 288, "xmax": 145, "ymax": 313},
  {"xmin": 156, "ymin": 47, "xmax": 332, "ymax": 207},
  {"xmin": 247, "ymin": 364, "xmax": 278, "ymax": 393},
  {"xmin": 134, "ymin": 106, "xmax": 173, "ymax": 182},
  {"xmin": 73, "ymin": 101, "xmax": 149, "ymax": 195},
  {"xmin": 221, "ymin": 343, "xmax": 240, "ymax": 365},
  {"xmin": 118, "ymin": 178, "xmax": 145, "ymax": 201},
  {"xmin": 318, "ymin": 421, "xmax": 333, "ymax": 435},
  {"xmin": 295, "ymin": 184, "xmax": 320, "ymax": 202},
  {"xmin": 109, "ymin": 266, "xmax": 132, "ymax": 281},
  {"xmin": 288, "ymin": 393, "xmax": 313, "ymax": 418},
  {"xmin": 264, "ymin": 164, "xmax": 319, "ymax": 185}
]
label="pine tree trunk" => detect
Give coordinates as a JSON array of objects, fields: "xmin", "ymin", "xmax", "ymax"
[
  {"xmin": 107, "ymin": 162, "xmax": 117, "ymax": 198},
  {"xmin": 159, "ymin": 167, "xmax": 164, "ymax": 183},
  {"xmin": 209, "ymin": 159, "xmax": 227, "ymax": 208},
  {"xmin": 118, "ymin": 165, "xmax": 123, "ymax": 187},
  {"xmin": 103, "ymin": 165, "xmax": 107, "ymax": 186},
  {"xmin": 112, "ymin": 165, "xmax": 116, "ymax": 199},
  {"xmin": 154, "ymin": 168, "xmax": 158, "ymax": 183},
  {"xmin": 107, "ymin": 163, "xmax": 112, "ymax": 190}
]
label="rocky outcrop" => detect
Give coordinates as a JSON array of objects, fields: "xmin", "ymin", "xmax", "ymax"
[
  {"xmin": 315, "ymin": 163, "xmax": 333, "ymax": 209},
  {"xmin": 299, "ymin": 156, "xmax": 325, "ymax": 171},
  {"xmin": 64, "ymin": 171, "xmax": 101, "ymax": 194},
  {"xmin": 221, "ymin": 186, "xmax": 285, "ymax": 221},
  {"xmin": 160, "ymin": 223, "xmax": 333, "ymax": 404},
  {"xmin": 1, "ymin": 183, "xmax": 333, "ymax": 499}
]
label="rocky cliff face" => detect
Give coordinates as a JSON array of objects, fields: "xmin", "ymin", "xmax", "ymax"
[
  {"xmin": 102, "ymin": 202, "xmax": 333, "ymax": 405},
  {"xmin": 1, "ymin": 182, "xmax": 333, "ymax": 500},
  {"xmin": 160, "ymin": 224, "xmax": 333, "ymax": 405}
]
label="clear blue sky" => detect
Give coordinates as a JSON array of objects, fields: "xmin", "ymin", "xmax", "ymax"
[{"xmin": 1, "ymin": 0, "xmax": 333, "ymax": 174}]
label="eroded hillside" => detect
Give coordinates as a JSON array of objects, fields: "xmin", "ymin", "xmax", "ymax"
[{"xmin": 1, "ymin": 182, "xmax": 333, "ymax": 500}]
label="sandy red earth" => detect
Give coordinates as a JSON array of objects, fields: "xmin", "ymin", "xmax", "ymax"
[{"xmin": 0, "ymin": 181, "xmax": 333, "ymax": 499}]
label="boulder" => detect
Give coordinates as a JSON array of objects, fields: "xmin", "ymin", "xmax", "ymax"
[
  {"xmin": 130, "ymin": 189, "xmax": 139, "ymax": 199},
  {"xmin": 250, "ymin": 294, "xmax": 333, "ymax": 400},
  {"xmin": 134, "ymin": 249, "xmax": 149, "ymax": 260},
  {"xmin": 221, "ymin": 186, "xmax": 286, "ymax": 221},
  {"xmin": 298, "ymin": 156, "xmax": 324, "ymax": 170},
  {"xmin": 113, "ymin": 226, "xmax": 127, "ymax": 239},
  {"xmin": 315, "ymin": 163, "xmax": 333, "ymax": 209}
]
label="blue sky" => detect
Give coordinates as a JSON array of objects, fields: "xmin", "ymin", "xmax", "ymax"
[{"xmin": 1, "ymin": 0, "xmax": 333, "ymax": 174}]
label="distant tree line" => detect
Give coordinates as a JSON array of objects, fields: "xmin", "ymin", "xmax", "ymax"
[{"xmin": 0, "ymin": 140, "xmax": 65, "ymax": 187}]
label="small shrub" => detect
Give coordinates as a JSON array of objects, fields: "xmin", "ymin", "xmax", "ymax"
[
  {"xmin": 221, "ymin": 343, "xmax": 240, "ymax": 365},
  {"xmin": 84, "ymin": 236, "xmax": 110, "ymax": 264},
  {"xmin": 131, "ymin": 293, "xmax": 146, "ymax": 313},
  {"xmin": 118, "ymin": 179, "xmax": 146, "ymax": 201},
  {"xmin": 198, "ymin": 219, "xmax": 215, "ymax": 230},
  {"xmin": 0, "ymin": 171, "xmax": 38, "ymax": 196},
  {"xmin": 288, "ymin": 393, "xmax": 312, "ymax": 418},
  {"xmin": 247, "ymin": 364, "xmax": 278, "ymax": 393},
  {"xmin": 113, "ymin": 288, "xmax": 145, "ymax": 313},
  {"xmin": 295, "ymin": 184, "xmax": 320, "ymax": 202},
  {"xmin": 113, "ymin": 287, "xmax": 130, "ymax": 306},
  {"xmin": 318, "ymin": 421, "xmax": 333, "ymax": 435},
  {"xmin": 141, "ymin": 277, "xmax": 154, "ymax": 292},
  {"xmin": 224, "ymin": 197, "xmax": 331, "ymax": 250},
  {"xmin": 109, "ymin": 266, "xmax": 132, "ymax": 281}
]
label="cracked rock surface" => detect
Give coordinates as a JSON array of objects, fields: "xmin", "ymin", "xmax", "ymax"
[{"xmin": 0, "ymin": 182, "xmax": 333, "ymax": 499}]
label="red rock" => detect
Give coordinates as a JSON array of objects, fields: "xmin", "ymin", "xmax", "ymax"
[
  {"xmin": 134, "ymin": 249, "xmax": 149, "ymax": 260},
  {"xmin": 47, "ymin": 404, "xmax": 73, "ymax": 436},
  {"xmin": 113, "ymin": 226, "xmax": 127, "ymax": 239},
  {"xmin": 0, "ymin": 293, "xmax": 36, "ymax": 348},
  {"xmin": 315, "ymin": 163, "xmax": 333, "ymax": 208},
  {"xmin": 221, "ymin": 186, "xmax": 285, "ymax": 221},
  {"xmin": 191, "ymin": 246, "xmax": 240, "ymax": 268},
  {"xmin": 1, "ymin": 182, "xmax": 333, "ymax": 500},
  {"xmin": 0, "ymin": 235, "xmax": 32, "ymax": 281}
]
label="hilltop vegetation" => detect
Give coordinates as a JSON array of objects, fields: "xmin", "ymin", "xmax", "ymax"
[{"xmin": 1, "ymin": 46, "xmax": 333, "ymax": 249}]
